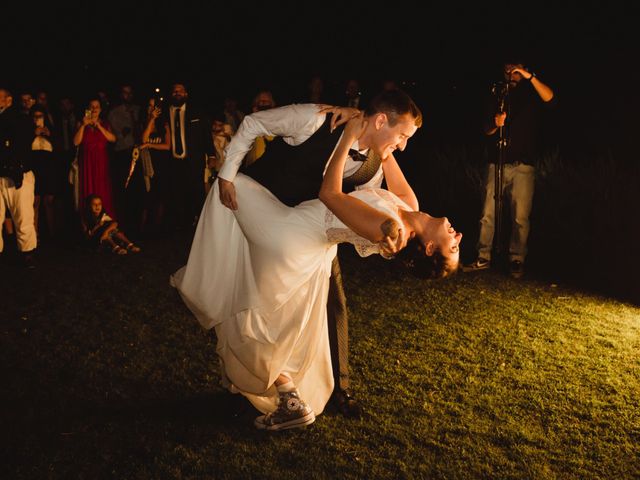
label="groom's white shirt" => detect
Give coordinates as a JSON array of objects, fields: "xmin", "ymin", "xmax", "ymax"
[{"xmin": 217, "ymin": 104, "xmax": 384, "ymax": 190}]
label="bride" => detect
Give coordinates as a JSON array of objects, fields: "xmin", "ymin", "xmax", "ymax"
[{"xmin": 170, "ymin": 113, "xmax": 462, "ymax": 431}]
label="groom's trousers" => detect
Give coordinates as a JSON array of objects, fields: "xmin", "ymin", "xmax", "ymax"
[{"xmin": 327, "ymin": 255, "xmax": 350, "ymax": 391}]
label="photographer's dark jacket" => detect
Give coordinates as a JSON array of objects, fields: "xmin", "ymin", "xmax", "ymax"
[
  {"xmin": 0, "ymin": 105, "xmax": 33, "ymax": 188},
  {"xmin": 485, "ymin": 81, "xmax": 557, "ymax": 166}
]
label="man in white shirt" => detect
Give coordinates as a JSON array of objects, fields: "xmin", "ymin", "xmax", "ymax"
[{"xmin": 0, "ymin": 88, "xmax": 37, "ymax": 268}]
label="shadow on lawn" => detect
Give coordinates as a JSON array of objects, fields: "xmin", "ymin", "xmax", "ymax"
[{"xmin": 3, "ymin": 389, "xmax": 260, "ymax": 437}]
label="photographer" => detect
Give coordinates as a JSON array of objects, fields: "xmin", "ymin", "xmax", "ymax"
[{"xmin": 464, "ymin": 60, "xmax": 555, "ymax": 278}]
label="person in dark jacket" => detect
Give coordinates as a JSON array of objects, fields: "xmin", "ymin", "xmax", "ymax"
[{"xmin": 0, "ymin": 88, "xmax": 37, "ymax": 267}]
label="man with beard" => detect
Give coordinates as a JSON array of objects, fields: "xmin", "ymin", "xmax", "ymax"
[
  {"xmin": 242, "ymin": 89, "xmax": 277, "ymax": 168},
  {"xmin": 464, "ymin": 60, "xmax": 555, "ymax": 278},
  {"xmin": 167, "ymin": 82, "xmax": 215, "ymax": 230}
]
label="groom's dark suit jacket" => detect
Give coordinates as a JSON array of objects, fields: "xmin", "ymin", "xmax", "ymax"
[{"xmin": 242, "ymin": 114, "xmax": 349, "ymax": 207}]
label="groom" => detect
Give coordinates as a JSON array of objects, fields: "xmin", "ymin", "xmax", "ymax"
[{"xmin": 217, "ymin": 89, "xmax": 422, "ymax": 418}]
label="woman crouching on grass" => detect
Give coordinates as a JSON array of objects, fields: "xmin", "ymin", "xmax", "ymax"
[{"xmin": 81, "ymin": 194, "xmax": 141, "ymax": 255}]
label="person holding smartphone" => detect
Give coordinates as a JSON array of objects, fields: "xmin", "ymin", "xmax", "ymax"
[
  {"xmin": 73, "ymin": 98, "xmax": 117, "ymax": 223},
  {"xmin": 29, "ymin": 105, "xmax": 58, "ymax": 238},
  {"xmin": 137, "ymin": 95, "xmax": 171, "ymax": 233}
]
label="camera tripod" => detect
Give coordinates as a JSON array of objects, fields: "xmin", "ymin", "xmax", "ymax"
[{"xmin": 491, "ymin": 81, "xmax": 509, "ymax": 264}]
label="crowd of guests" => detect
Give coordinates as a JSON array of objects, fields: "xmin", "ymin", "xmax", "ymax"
[
  {"xmin": 0, "ymin": 75, "xmax": 380, "ymax": 267},
  {"xmin": 1, "ymin": 64, "xmax": 554, "ymax": 278}
]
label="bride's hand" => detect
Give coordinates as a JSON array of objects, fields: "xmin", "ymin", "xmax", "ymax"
[
  {"xmin": 316, "ymin": 105, "xmax": 362, "ymax": 132},
  {"xmin": 343, "ymin": 112, "xmax": 367, "ymax": 141},
  {"xmin": 218, "ymin": 178, "xmax": 238, "ymax": 210},
  {"xmin": 316, "ymin": 104, "xmax": 334, "ymax": 112}
]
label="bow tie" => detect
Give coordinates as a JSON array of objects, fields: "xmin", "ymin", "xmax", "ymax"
[{"xmin": 349, "ymin": 149, "xmax": 368, "ymax": 163}]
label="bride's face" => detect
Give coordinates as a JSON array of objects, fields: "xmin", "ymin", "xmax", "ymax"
[{"xmin": 416, "ymin": 214, "xmax": 462, "ymax": 264}]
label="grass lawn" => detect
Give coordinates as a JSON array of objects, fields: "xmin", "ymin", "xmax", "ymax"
[{"xmin": 1, "ymin": 232, "xmax": 639, "ymax": 479}]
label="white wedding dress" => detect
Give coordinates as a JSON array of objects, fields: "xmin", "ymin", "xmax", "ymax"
[{"xmin": 170, "ymin": 173, "xmax": 410, "ymax": 415}]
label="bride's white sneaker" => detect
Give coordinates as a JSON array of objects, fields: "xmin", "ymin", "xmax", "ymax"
[{"xmin": 254, "ymin": 389, "xmax": 315, "ymax": 431}]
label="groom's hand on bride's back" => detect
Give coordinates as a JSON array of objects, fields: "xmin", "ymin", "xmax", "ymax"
[{"xmin": 219, "ymin": 178, "xmax": 238, "ymax": 210}]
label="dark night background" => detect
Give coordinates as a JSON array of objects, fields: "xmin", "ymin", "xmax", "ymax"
[
  {"xmin": 4, "ymin": 2, "xmax": 638, "ymax": 129},
  {"xmin": 4, "ymin": 1, "xmax": 638, "ymax": 148}
]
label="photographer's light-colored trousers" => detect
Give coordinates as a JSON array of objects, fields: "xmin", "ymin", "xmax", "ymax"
[
  {"xmin": 477, "ymin": 163, "xmax": 535, "ymax": 262},
  {"xmin": 0, "ymin": 171, "xmax": 37, "ymax": 253}
]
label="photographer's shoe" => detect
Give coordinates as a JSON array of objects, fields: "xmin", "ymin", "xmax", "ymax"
[
  {"xmin": 254, "ymin": 389, "xmax": 315, "ymax": 431},
  {"xmin": 509, "ymin": 260, "xmax": 525, "ymax": 279},
  {"xmin": 462, "ymin": 257, "xmax": 490, "ymax": 272}
]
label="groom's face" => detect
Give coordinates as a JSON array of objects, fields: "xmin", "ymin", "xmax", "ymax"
[{"xmin": 371, "ymin": 113, "xmax": 418, "ymax": 160}]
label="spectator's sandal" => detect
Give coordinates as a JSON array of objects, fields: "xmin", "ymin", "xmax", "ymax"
[
  {"xmin": 126, "ymin": 243, "xmax": 141, "ymax": 253},
  {"xmin": 113, "ymin": 245, "xmax": 128, "ymax": 255}
]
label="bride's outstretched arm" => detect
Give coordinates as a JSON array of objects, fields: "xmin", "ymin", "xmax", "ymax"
[{"xmin": 319, "ymin": 114, "xmax": 399, "ymax": 245}]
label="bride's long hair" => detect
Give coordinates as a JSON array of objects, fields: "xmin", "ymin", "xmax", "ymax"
[{"xmin": 395, "ymin": 237, "xmax": 459, "ymax": 279}]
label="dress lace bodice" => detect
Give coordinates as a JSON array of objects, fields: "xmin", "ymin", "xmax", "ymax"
[{"xmin": 324, "ymin": 188, "xmax": 410, "ymax": 257}]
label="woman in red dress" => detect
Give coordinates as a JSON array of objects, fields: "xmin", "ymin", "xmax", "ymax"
[{"xmin": 73, "ymin": 98, "xmax": 117, "ymax": 216}]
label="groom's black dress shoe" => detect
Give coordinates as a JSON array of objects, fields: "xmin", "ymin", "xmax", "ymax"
[
  {"xmin": 223, "ymin": 392, "xmax": 251, "ymax": 418},
  {"xmin": 332, "ymin": 389, "xmax": 362, "ymax": 419}
]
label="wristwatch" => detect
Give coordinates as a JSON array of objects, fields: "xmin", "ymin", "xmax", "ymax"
[{"xmin": 528, "ymin": 72, "xmax": 536, "ymax": 81}]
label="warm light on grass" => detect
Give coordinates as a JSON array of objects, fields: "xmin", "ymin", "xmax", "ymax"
[
  {"xmin": 345, "ymin": 252, "xmax": 640, "ymax": 479},
  {"xmin": 1, "ymin": 239, "xmax": 638, "ymax": 479}
]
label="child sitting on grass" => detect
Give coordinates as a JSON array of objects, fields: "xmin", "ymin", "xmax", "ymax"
[{"xmin": 81, "ymin": 194, "xmax": 141, "ymax": 255}]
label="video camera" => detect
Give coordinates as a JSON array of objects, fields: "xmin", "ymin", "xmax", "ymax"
[
  {"xmin": 490, "ymin": 80, "xmax": 510, "ymax": 100},
  {"xmin": 490, "ymin": 80, "xmax": 510, "ymax": 113}
]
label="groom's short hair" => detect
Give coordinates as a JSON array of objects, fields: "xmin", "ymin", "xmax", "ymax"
[{"xmin": 365, "ymin": 89, "xmax": 422, "ymax": 127}]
